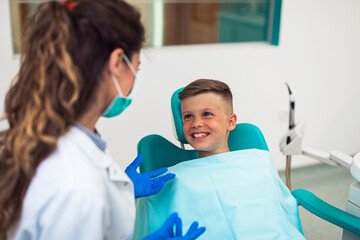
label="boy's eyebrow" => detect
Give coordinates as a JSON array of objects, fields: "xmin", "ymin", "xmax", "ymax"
[
  {"xmin": 181, "ymin": 111, "xmax": 191, "ymax": 115},
  {"xmin": 182, "ymin": 108, "xmax": 215, "ymax": 115}
]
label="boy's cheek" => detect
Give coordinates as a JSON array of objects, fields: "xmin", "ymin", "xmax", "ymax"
[{"xmin": 183, "ymin": 123, "xmax": 190, "ymax": 132}]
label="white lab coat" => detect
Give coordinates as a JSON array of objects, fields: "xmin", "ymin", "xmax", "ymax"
[{"xmin": 12, "ymin": 127, "xmax": 136, "ymax": 240}]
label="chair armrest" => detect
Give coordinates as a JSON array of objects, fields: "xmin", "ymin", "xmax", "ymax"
[{"xmin": 292, "ymin": 189, "xmax": 360, "ymax": 236}]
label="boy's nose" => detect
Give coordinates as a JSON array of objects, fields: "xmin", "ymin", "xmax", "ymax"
[{"xmin": 191, "ymin": 117, "xmax": 203, "ymax": 128}]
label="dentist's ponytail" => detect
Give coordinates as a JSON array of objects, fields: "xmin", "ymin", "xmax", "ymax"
[
  {"xmin": 0, "ymin": 3, "xmax": 79, "ymax": 235},
  {"xmin": 0, "ymin": 0, "xmax": 144, "ymax": 236}
]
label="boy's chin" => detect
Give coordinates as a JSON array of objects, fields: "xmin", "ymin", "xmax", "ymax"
[
  {"xmin": 193, "ymin": 146, "xmax": 213, "ymax": 153},
  {"xmin": 186, "ymin": 139, "xmax": 219, "ymax": 153},
  {"xmin": 187, "ymin": 142, "xmax": 206, "ymax": 151}
]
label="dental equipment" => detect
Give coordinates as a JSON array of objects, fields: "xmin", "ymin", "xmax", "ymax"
[
  {"xmin": 279, "ymin": 88, "xmax": 360, "ymax": 239},
  {"xmin": 285, "ymin": 83, "xmax": 295, "ymax": 130},
  {"xmin": 285, "ymin": 82, "xmax": 295, "ymax": 190}
]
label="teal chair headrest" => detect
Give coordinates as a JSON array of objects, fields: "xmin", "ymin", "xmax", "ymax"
[{"xmin": 171, "ymin": 87, "xmax": 187, "ymax": 144}]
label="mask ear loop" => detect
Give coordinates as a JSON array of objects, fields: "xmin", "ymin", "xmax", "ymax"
[
  {"xmin": 108, "ymin": 56, "xmax": 126, "ymax": 97},
  {"xmin": 123, "ymin": 54, "xmax": 137, "ymax": 76},
  {"xmin": 111, "ymin": 71, "xmax": 125, "ymax": 98},
  {"xmin": 122, "ymin": 54, "xmax": 138, "ymax": 98}
]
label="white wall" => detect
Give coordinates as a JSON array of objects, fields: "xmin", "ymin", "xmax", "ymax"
[{"xmin": 1, "ymin": 0, "xmax": 360, "ymax": 171}]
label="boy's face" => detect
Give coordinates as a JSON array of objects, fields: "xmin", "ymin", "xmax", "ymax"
[{"xmin": 181, "ymin": 92, "xmax": 237, "ymax": 158}]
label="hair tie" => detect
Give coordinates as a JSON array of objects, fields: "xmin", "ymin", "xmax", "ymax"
[{"xmin": 61, "ymin": 0, "xmax": 76, "ymax": 11}]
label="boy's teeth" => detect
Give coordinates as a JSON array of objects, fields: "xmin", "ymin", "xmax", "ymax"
[{"xmin": 193, "ymin": 133, "xmax": 206, "ymax": 138}]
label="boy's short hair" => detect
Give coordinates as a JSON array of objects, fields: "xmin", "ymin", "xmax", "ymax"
[{"xmin": 178, "ymin": 79, "xmax": 233, "ymax": 112}]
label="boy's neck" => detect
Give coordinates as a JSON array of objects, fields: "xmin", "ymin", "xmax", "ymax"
[{"xmin": 197, "ymin": 147, "xmax": 230, "ymax": 158}]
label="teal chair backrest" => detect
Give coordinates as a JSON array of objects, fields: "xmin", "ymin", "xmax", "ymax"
[{"xmin": 138, "ymin": 87, "xmax": 268, "ymax": 173}]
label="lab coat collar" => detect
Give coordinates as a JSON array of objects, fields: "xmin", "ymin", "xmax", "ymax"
[{"xmin": 66, "ymin": 126, "xmax": 130, "ymax": 183}]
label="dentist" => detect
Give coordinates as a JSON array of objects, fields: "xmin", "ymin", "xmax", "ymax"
[{"xmin": 0, "ymin": 1, "xmax": 205, "ymax": 239}]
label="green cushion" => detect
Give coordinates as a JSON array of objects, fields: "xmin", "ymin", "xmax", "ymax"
[
  {"xmin": 171, "ymin": 88, "xmax": 186, "ymax": 143},
  {"xmin": 292, "ymin": 189, "xmax": 360, "ymax": 236},
  {"xmin": 138, "ymin": 134, "xmax": 198, "ymax": 173},
  {"xmin": 228, "ymin": 123, "xmax": 268, "ymax": 152}
]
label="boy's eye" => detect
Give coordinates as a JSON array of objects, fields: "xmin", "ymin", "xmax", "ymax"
[
  {"xmin": 203, "ymin": 112, "xmax": 213, "ymax": 117},
  {"xmin": 183, "ymin": 114, "xmax": 192, "ymax": 120}
]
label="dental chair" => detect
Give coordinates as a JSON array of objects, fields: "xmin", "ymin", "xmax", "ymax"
[{"xmin": 137, "ymin": 88, "xmax": 360, "ymax": 238}]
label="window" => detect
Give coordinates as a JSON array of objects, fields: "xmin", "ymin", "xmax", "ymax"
[
  {"xmin": 9, "ymin": 0, "xmax": 282, "ymax": 54},
  {"xmin": 10, "ymin": 1, "xmax": 40, "ymax": 54}
]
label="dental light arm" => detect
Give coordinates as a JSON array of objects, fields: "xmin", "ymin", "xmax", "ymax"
[
  {"xmin": 284, "ymin": 83, "xmax": 295, "ymax": 190},
  {"xmin": 279, "ymin": 122, "xmax": 355, "ymax": 170}
]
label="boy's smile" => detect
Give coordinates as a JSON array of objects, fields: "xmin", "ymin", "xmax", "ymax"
[
  {"xmin": 181, "ymin": 92, "xmax": 237, "ymax": 158},
  {"xmin": 191, "ymin": 132, "xmax": 209, "ymax": 140}
]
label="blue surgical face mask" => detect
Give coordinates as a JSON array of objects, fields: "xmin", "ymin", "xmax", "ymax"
[{"xmin": 102, "ymin": 54, "xmax": 138, "ymax": 118}]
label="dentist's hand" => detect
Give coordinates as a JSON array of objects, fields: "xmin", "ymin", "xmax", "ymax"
[
  {"xmin": 143, "ymin": 213, "xmax": 206, "ymax": 240},
  {"xmin": 125, "ymin": 153, "xmax": 176, "ymax": 198}
]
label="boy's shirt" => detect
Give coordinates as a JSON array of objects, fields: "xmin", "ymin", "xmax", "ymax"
[{"xmin": 134, "ymin": 149, "xmax": 305, "ymax": 240}]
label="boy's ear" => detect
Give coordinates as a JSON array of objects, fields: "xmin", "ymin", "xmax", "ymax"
[{"xmin": 228, "ymin": 113, "xmax": 237, "ymax": 131}]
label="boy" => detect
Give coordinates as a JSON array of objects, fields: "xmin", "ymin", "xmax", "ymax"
[
  {"xmin": 134, "ymin": 79, "xmax": 305, "ymax": 240},
  {"xmin": 179, "ymin": 79, "xmax": 237, "ymax": 159}
]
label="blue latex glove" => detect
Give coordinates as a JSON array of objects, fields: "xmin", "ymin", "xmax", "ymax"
[
  {"xmin": 143, "ymin": 212, "xmax": 206, "ymax": 240},
  {"xmin": 125, "ymin": 154, "xmax": 176, "ymax": 198}
]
